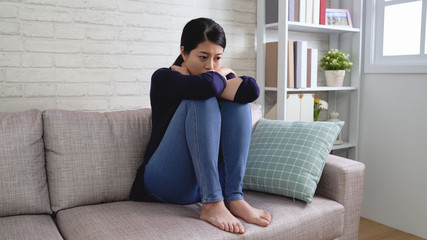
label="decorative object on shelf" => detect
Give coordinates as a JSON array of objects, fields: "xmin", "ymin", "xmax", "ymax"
[
  {"xmin": 325, "ymin": 9, "xmax": 353, "ymax": 27},
  {"xmin": 324, "ymin": 70, "xmax": 345, "ymax": 87},
  {"xmin": 286, "ymin": 94, "xmax": 315, "ymax": 122},
  {"xmin": 327, "ymin": 111, "xmax": 344, "ymax": 145},
  {"xmin": 313, "ymin": 98, "xmax": 328, "ymax": 121},
  {"xmin": 319, "ymin": 49, "xmax": 352, "ymax": 87}
]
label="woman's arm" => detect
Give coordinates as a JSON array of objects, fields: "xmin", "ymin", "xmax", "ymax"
[
  {"xmin": 165, "ymin": 65, "xmax": 259, "ymax": 103},
  {"xmin": 232, "ymin": 75, "xmax": 260, "ymax": 103},
  {"xmin": 219, "ymin": 77, "xmax": 243, "ymax": 101},
  {"xmin": 216, "ymin": 67, "xmax": 260, "ymax": 103},
  {"xmin": 216, "ymin": 66, "xmax": 242, "ymax": 101},
  {"xmin": 151, "ymin": 67, "xmax": 226, "ymax": 101}
]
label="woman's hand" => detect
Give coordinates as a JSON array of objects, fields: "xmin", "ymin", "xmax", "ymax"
[
  {"xmin": 217, "ymin": 66, "xmax": 237, "ymax": 79},
  {"xmin": 171, "ymin": 62, "xmax": 190, "ymax": 75}
]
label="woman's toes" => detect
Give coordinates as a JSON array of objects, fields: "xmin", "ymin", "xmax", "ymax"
[
  {"xmin": 238, "ymin": 223, "xmax": 245, "ymax": 234},
  {"xmin": 236, "ymin": 224, "xmax": 242, "ymax": 233},
  {"xmin": 229, "ymin": 224, "xmax": 234, "ymax": 233},
  {"xmin": 260, "ymin": 218, "xmax": 270, "ymax": 227},
  {"xmin": 224, "ymin": 223, "xmax": 230, "ymax": 232},
  {"xmin": 200, "ymin": 201, "xmax": 245, "ymax": 234},
  {"xmin": 234, "ymin": 223, "xmax": 241, "ymax": 233},
  {"xmin": 219, "ymin": 222, "xmax": 225, "ymax": 231},
  {"xmin": 262, "ymin": 211, "xmax": 272, "ymax": 222}
]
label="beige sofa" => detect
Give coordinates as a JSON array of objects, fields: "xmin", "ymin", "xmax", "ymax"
[{"xmin": 0, "ymin": 108, "xmax": 365, "ymax": 240}]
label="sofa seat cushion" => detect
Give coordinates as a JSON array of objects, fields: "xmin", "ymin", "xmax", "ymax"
[
  {"xmin": 0, "ymin": 109, "xmax": 51, "ymax": 217},
  {"xmin": 56, "ymin": 191, "xmax": 344, "ymax": 240},
  {"xmin": 0, "ymin": 215, "xmax": 63, "ymax": 240}
]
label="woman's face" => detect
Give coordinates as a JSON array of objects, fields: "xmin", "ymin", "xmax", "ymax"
[{"xmin": 181, "ymin": 40, "xmax": 224, "ymax": 75}]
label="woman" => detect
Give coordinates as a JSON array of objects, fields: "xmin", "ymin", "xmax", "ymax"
[{"xmin": 130, "ymin": 17, "xmax": 271, "ymax": 234}]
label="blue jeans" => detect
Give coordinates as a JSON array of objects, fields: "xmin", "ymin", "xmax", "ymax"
[{"xmin": 144, "ymin": 97, "xmax": 252, "ymax": 205}]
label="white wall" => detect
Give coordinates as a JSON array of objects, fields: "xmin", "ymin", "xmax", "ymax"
[
  {"xmin": 359, "ymin": 73, "xmax": 427, "ymax": 238},
  {"xmin": 0, "ymin": 0, "xmax": 256, "ymax": 112},
  {"xmin": 360, "ymin": 1, "xmax": 427, "ymax": 238}
]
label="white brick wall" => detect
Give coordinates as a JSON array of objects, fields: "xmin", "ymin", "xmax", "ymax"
[{"xmin": 0, "ymin": 0, "xmax": 257, "ymax": 112}]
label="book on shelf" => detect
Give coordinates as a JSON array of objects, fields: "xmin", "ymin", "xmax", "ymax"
[
  {"xmin": 265, "ymin": 94, "xmax": 314, "ymax": 122},
  {"xmin": 286, "ymin": 94, "xmax": 300, "ymax": 121},
  {"xmin": 307, "ymin": 48, "xmax": 318, "ymax": 88},
  {"xmin": 288, "ymin": 0, "xmax": 324, "ymax": 25},
  {"xmin": 294, "ymin": 0, "xmax": 300, "ymax": 22},
  {"xmin": 265, "ymin": 40, "xmax": 296, "ymax": 88},
  {"xmin": 319, "ymin": 0, "xmax": 327, "ymax": 25},
  {"xmin": 288, "ymin": 40, "xmax": 295, "ymax": 88},
  {"xmin": 307, "ymin": 48, "xmax": 312, "ymax": 88},
  {"xmin": 299, "ymin": 0, "xmax": 305, "ymax": 23},
  {"xmin": 294, "ymin": 40, "xmax": 307, "ymax": 89},
  {"xmin": 265, "ymin": 41, "xmax": 278, "ymax": 88},
  {"xmin": 313, "ymin": 0, "xmax": 320, "ymax": 25},
  {"xmin": 306, "ymin": 0, "xmax": 313, "ymax": 24},
  {"xmin": 265, "ymin": 40, "xmax": 318, "ymax": 90},
  {"xmin": 288, "ymin": 0, "xmax": 295, "ymax": 21},
  {"xmin": 299, "ymin": 94, "xmax": 314, "ymax": 121}
]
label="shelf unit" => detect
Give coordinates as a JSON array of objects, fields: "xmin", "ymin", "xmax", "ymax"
[
  {"xmin": 256, "ymin": 0, "xmax": 363, "ymax": 160},
  {"xmin": 265, "ymin": 86, "xmax": 358, "ymax": 92}
]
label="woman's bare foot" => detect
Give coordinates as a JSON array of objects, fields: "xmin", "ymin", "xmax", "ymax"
[
  {"xmin": 226, "ymin": 200, "xmax": 272, "ymax": 227},
  {"xmin": 200, "ymin": 201, "xmax": 245, "ymax": 234}
]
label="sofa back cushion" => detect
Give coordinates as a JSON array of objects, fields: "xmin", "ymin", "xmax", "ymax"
[
  {"xmin": 0, "ymin": 109, "xmax": 52, "ymax": 217},
  {"xmin": 43, "ymin": 109, "xmax": 152, "ymax": 212}
]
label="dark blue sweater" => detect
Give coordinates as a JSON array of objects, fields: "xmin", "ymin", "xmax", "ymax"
[{"xmin": 130, "ymin": 67, "xmax": 259, "ymax": 201}]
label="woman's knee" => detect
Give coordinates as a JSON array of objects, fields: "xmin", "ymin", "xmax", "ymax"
[
  {"xmin": 220, "ymin": 101, "xmax": 251, "ymax": 120},
  {"xmin": 181, "ymin": 97, "xmax": 219, "ymax": 109},
  {"xmin": 181, "ymin": 97, "xmax": 221, "ymax": 123}
]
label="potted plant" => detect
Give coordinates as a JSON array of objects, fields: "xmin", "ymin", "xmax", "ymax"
[
  {"xmin": 313, "ymin": 98, "xmax": 328, "ymax": 121},
  {"xmin": 319, "ymin": 49, "xmax": 352, "ymax": 87}
]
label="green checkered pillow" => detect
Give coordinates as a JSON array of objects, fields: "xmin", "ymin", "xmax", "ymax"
[{"xmin": 244, "ymin": 118, "xmax": 344, "ymax": 203}]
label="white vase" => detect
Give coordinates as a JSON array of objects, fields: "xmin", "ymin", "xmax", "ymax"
[
  {"xmin": 327, "ymin": 112, "xmax": 343, "ymax": 145},
  {"xmin": 325, "ymin": 70, "xmax": 345, "ymax": 87}
]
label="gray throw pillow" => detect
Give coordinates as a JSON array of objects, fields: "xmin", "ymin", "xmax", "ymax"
[{"xmin": 244, "ymin": 118, "xmax": 344, "ymax": 203}]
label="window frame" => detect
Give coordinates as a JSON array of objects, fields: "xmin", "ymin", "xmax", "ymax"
[{"xmin": 364, "ymin": 0, "xmax": 427, "ymax": 73}]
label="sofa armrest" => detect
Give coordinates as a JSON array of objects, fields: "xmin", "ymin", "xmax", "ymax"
[{"xmin": 317, "ymin": 155, "xmax": 365, "ymax": 240}]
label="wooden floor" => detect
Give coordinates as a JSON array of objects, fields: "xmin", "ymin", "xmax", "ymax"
[{"xmin": 358, "ymin": 217, "xmax": 425, "ymax": 240}]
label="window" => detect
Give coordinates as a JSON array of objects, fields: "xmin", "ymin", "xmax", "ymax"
[{"xmin": 364, "ymin": 0, "xmax": 427, "ymax": 73}]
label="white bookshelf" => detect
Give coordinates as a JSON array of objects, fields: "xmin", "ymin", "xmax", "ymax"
[
  {"xmin": 267, "ymin": 22, "xmax": 361, "ymax": 34},
  {"xmin": 265, "ymin": 86, "xmax": 358, "ymax": 92},
  {"xmin": 256, "ymin": 0, "xmax": 363, "ymax": 160}
]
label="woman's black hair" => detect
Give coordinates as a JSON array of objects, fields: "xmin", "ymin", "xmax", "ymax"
[{"xmin": 173, "ymin": 18, "xmax": 226, "ymax": 66}]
